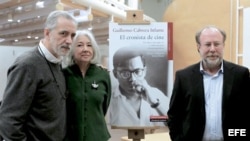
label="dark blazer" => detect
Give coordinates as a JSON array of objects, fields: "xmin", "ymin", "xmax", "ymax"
[
  {"xmin": 0, "ymin": 48, "xmax": 67, "ymax": 141},
  {"xmin": 167, "ymin": 60, "xmax": 250, "ymax": 141}
]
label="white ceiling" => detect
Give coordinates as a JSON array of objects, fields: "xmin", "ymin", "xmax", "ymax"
[
  {"xmin": 0, "ymin": 0, "xmax": 57, "ymax": 46},
  {"xmin": 0, "ymin": 0, "xmax": 156, "ymax": 47}
]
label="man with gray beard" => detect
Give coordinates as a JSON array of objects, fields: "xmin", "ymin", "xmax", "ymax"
[{"xmin": 0, "ymin": 10, "xmax": 77, "ymax": 141}]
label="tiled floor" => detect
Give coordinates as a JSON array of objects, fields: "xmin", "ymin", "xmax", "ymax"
[{"xmin": 107, "ymin": 124, "xmax": 169, "ymax": 141}]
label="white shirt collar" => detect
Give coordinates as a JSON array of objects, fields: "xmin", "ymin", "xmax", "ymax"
[
  {"xmin": 38, "ymin": 40, "xmax": 62, "ymax": 64},
  {"xmin": 199, "ymin": 61, "xmax": 224, "ymax": 74}
]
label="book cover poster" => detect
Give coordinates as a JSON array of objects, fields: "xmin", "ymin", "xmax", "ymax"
[{"xmin": 108, "ymin": 22, "xmax": 170, "ymax": 127}]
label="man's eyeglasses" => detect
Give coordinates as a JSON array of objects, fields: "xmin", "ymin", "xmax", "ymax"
[{"xmin": 117, "ymin": 69, "xmax": 144, "ymax": 79}]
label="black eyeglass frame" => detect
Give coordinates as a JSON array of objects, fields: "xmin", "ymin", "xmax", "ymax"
[{"xmin": 116, "ymin": 68, "xmax": 145, "ymax": 79}]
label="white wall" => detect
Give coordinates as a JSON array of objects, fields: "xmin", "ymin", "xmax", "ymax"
[
  {"xmin": 0, "ymin": 46, "xmax": 32, "ymax": 100},
  {"xmin": 243, "ymin": 8, "xmax": 250, "ymax": 69}
]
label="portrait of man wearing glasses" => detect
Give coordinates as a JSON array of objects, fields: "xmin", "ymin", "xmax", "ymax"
[{"xmin": 109, "ymin": 46, "xmax": 169, "ymax": 127}]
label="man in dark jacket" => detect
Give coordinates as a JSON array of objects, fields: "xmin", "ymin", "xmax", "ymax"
[
  {"xmin": 0, "ymin": 10, "xmax": 77, "ymax": 141},
  {"xmin": 168, "ymin": 25, "xmax": 250, "ymax": 141}
]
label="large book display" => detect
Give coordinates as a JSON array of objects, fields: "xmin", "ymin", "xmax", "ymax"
[{"xmin": 109, "ymin": 10, "xmax": 172, "ymax": 141}]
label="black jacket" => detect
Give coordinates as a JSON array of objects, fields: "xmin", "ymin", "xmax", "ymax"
[{"xmin": 168, "ymin": 60, "xmax": 250, "ymax": 141}]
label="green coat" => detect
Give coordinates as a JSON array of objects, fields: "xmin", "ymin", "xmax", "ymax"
[{"xmin": 63, "ymin": 64, "xmax": 111, "ymax": 141}]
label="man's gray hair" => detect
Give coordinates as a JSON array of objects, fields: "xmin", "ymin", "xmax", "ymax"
[
  {"xmin": 195, "ymin": 25, "xmax": 226, "ymax": 45},
  {"xmin": 45, "ymin": 10, "xmax": 78, "ymax": 30}
]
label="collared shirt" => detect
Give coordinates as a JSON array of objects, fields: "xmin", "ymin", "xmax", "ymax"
[
  {"xmin": 38, "ymin": 41, "xmax": 62, "ymax": 64},
  {"xmin": 109, "ymin": 85, "xmax": 167, "ymax": 126},
  {"xmin": 200, "ymin": 62, "xmax": 224, "ymax": 141}
]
